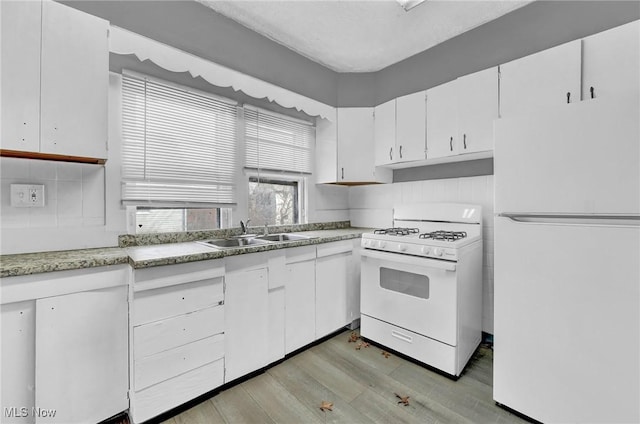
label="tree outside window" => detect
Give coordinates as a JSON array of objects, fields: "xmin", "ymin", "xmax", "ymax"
[{"xmin": 248, "ymin": 177, "xmax": 299, "ymax": 226}]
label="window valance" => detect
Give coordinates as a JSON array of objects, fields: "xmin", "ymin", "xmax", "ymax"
[{"xmin": 109, "ymin": 26, "xmax": 335, "ymax": 120}]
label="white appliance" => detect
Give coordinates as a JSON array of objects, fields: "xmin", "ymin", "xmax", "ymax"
[
  {"xmin": 493, "ymin": 96, "xmax": 640, "ymax": 423},
  {"xmin": 360, "ymin": 202, "xmax": 483, "ymax": 377}
]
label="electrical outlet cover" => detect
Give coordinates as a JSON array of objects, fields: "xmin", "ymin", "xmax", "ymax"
[{"xmin": 11, "ymin": 184, "xmax": 45, "ymax": 207}]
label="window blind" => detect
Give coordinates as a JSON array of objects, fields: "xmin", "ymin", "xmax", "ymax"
[
  {"xmin": 121, "ymin": 72, "xmax": 238, "ymax": 205},
  {"xmin": 244, "ymin": 107, "xmax": 314, "ymax": 174}
]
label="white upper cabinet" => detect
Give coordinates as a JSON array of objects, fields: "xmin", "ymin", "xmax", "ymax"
[
  {"xmin": 582, "ymin": 20, "xmax": 639, "ymax": 101},
  {"xmin": 426, "ymin": 67, "xmax": 497, "ymax": 159},
  {"xmin": 40, "ymin": 0, "xmax": 109, "ymax": 159},
  {"xmin": 426, "ymin": 80, "xmax": 459, "ymax": 159},
  {"xmin": 396, "ymin": 91, "xmax": 427, "ymax": 162},
  {"xmin": 374, "ymin": 92, "xmax": 426, "ymax": 166},
  {"xmin": 315, "ymin": 110, "xmax": 338, "ymax": 184},
  {"xmin": 0, "ymin": 0, "xmax": 109, "ymax": 161},
  {"xmin": 499, "ymin": 40, "xmax": 582, "ymax": 118},
  {"xmin": 338, "ymin": 108, "xmax": 375, "ymax": 182},
  {"xmin": 374, "ymin": 99, "xmax": 396, "ymax": 166},
  {"xmin": 456, "ymin": 67, "xmax": 499, "ymax": 154},
  {"xmin": 316, "ymin": 108, "xmax": 391, "ymax": 184},
  {"xmin": 1, "ymin": 0, "xmax": 42, "ymax": 153}
]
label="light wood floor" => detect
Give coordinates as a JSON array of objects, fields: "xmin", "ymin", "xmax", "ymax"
[{"xmin": 160, "ymin": 329, "xmax": 529, "ymax": 424}]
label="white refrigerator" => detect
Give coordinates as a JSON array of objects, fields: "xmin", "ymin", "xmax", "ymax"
[{"xmin": 493, "ymin": 96, "xmax": 639, "ymax": 423}]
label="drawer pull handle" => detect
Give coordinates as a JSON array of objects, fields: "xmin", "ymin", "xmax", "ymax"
[{"xmin": 391, "ymin": 330, "xmax": 413, "ymax": 343}]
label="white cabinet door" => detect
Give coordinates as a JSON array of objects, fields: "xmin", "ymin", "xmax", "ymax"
[
  {"xmin": 40, "ymin": 0, "xmax": 108, "ymax": 159},
  {"xmin": 315, "ymin": 111, "xmax": 338, "ymax": 184},
  {"xmin": 499, "ymin": 40, "xmax": 581, "ymax": 118},
  {"xmin": 315, "ymin": 252, "xmax": 351, "ymax": 339},
  {"xmin": 582, "ymin": 20, "xmax": 640, "ymax": 101},
  {"xmin": 426, "ymin": 81, "xmax": 458, "ymax": 159},
  {"xmin": 1, "ymin": 301, "xmax": 36, "ymax": 424},
  {"xmin": 224, "ymin": 268, "xmax": 269, "ymax": 382},
  {"xmin": 456, "ymin": 67, "xmax": 498, "ymax": 154},
  {"xmin": 285, "ymin": 259, "xmax": 316, "ymax": 353},
  {"xmin": 0, "ymin": 0, "xmax": 42, "ymax": 153},
  {"xmin": 337, "ymin": 107, "xmax": 376, "ymax": 182},
  {"xmin": 373, "ymin": 99, "xmax": 396, "ymax": 166},
  {"xmin": 396, "ymin": 91, "xmax": 426, "ymax": 162},
  {"xmin": 35, "ymin": 286, "xmax": 128, "ymax": 424}
]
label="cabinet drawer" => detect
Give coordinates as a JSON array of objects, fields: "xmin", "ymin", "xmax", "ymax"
[
  {"xmin": 316, "ymin": 240, "xmax": 353, "ymax": 258},
  {"xmin": 134, "ymin": 305, "xmax": 224, "ymax": 359},
  {"xmin": 135, "ymin": 333, "xmax": 224, "ymax": 391},
  {"xmin": 133, "ymin": 278, "xmax": 223, "ymax": 326},
  {"xmin": 131, "ymin": 358, "xmax": 224, "ymax": 424}
]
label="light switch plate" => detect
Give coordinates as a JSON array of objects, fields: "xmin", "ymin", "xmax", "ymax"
[{"xmin": 11, "ymin": 184, "xmax": 45, "ymax": 207}]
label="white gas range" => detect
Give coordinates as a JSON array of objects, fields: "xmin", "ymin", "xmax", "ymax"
[{"xmin": 360, "ymin": 202, "xmax": 483, "ymax": 377}]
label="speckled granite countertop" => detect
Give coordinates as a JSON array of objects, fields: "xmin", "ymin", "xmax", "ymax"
[
  {"xmin": 0, "ymin": 248, "xmax": 130, "ymax": 278},
  {"xmin": 1, "ymin": 227, "xmax": 371, "ymax": 277},
  {"xmin": 127, "ymin": 228, "xmax": 370, "ymax": 269}
]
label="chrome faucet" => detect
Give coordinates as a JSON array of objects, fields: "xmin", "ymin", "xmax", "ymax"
[{"xmin": 240, "ymin": 220, "xmax": 251, "ymax": 235}]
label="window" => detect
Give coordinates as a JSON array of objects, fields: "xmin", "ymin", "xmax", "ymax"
[
  {"xmin": 248, "ymin": 177, "xmax": 299, "ymax": 226},
  {"xmin": 121, "ymin": 71, "xmax": 238, "ymax": 205},
  {"xmin": 244, "ymin": 107, "xmax": 314, "ymax": 225},
  {"xmin": 135, "ymin": 208, "xmax": 230, "ymax": 233},
  {"xmin": 244, "ymin": 106, "xmax": 314, "ymax": 174}
]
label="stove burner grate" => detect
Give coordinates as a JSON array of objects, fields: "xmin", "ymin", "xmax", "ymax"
[
  {"xmin": 419, "ymin": 230, "xmax": 468, "ymax": 241},
  {"xmin": 373, "ymin": 227, "xmax": 420, "ymax": 236}
]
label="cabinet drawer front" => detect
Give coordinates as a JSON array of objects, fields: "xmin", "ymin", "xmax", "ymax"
[
  {"xmin": 285, "ymin": 245, "xmax": 316, "ymax": 264},
  {"xmin": 134, "ymin": 333, "xmax": 224, "ymax": 391},
  {"xmin": 134, "ymin": 305, "xmax": 224, "ymax": 359},
  {"xmin": 131, "ymin": 358, "xmax": 224, "ymax": 424},
  {"xmin": 316, "ymin": 240, "xmax": 353, "ymax": 258},
  {"xmin": 133, "ymin": 278, "xmax": 223, "ymax": 326}
]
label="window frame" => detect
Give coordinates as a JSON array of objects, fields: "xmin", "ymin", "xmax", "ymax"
[{"xmin": 246, "ymin": 171, "xmax": 307, "ymax": 226}]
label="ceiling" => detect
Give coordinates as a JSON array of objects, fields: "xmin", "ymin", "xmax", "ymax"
[{"xmin": 197, "ymin": 0, "xmax": 532, "ymax": 73}]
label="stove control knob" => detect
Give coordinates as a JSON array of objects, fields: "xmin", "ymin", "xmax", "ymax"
[
  {"xmin": 398, "ymin": 244, "xmax": 407, "ymax": 252},
  {"xmin": 421, "ymin": 246, "xmax": 430, "ymax": 255},
  {"xmin": 433, "ymin": 248, "xmax": 443, "ymax": 257}
]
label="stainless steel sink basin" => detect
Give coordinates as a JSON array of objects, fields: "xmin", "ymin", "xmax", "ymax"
[
  {"xmin": 255, "ymin": 233, "xmax": 314, "ymax": 242},
  {"xmin": 198, "ymin": 238, "xmax": 272, "ymax": 248}
]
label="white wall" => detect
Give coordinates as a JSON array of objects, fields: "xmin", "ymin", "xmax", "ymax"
[
  {"xmin": 348, "ymin": 175, "xmax": 495, "ymax": 334},
  {"xmin": 0, "ymin": 73, "xmax": 349, "ymax": 255},
  {"xmin": 0, "ymin": 157, "xmax": 122, "ymax": 253}
]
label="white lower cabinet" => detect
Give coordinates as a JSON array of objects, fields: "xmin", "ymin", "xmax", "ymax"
[
  {"xmin": 224, "ymin": 267, "xmax": 269, "ymax": 383},
  {"xmin": 130, "ymin": 260, "xmax": 225, "ymax": 424},
  {"xmin": 224, "ymin": 251, "xmax": 287, "ymax": 383},
  {"xmin": 1, "ymin": 301, "xmax": 36, "ymax": 424},
  {"xmin": 284, "ymin": 246, "xmax": 317, "ymax": 353},
  {"xmin": 315, "ymin": 241, "xmax": 354, "ymax": 339},
  {"xmin": 0, "ymin": 266, "xmax": 129, "ymax": 424}
]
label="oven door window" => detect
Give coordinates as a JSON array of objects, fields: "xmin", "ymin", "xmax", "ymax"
[{"xmin": 379, "ymin": 267, "xmax": 429, "ymax": 299}]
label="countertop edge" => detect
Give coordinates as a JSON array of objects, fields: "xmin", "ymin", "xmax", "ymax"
[{"xmin": 1, "ymin": 229, "xmax": 368, "ymax": 277}]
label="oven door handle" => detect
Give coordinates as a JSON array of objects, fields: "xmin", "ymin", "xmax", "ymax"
[{"xmin": 361, "ymin": 248, "xmax": 456, "ymax": 271}]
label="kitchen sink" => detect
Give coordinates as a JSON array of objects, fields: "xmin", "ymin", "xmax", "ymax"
[
  {"xmin": 198, "ymin": 238, "xmax": 272, "ymax": 248},
  {"xmin": 255, "ymin": 233, "xmax": 314, "ymax": 242}
]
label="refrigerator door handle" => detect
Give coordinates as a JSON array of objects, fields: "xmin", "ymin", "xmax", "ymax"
[{"xmin": 498, "ymin": 213, "xmax": 640, "ymax": 227}]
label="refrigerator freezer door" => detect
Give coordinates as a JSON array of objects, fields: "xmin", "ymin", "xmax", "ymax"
[
  {"xmin": 494, "ymin": 216, "xmax": 640, "ymax": 423},
  {"xmin": 494, "ymin": 96, "xmax": 639, "ymax": 215}
]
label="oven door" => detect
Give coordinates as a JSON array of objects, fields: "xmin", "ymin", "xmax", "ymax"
[{"xmin": 360, "ymin": 248, "xmax": 458, "ymax": 346}]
